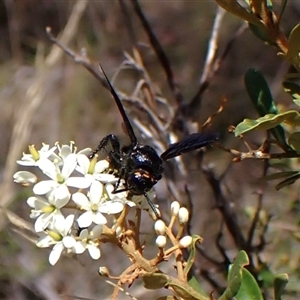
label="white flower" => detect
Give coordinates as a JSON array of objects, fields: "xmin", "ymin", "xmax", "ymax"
[
  {"xmin": 105, "ymin": 183, "xmax": 127, "ymax": 200},
  {"xmin": 36, "ymin": 214, "xmax": 77, "ymax": 265},
  {"xmin": 99, "ymin": 183, "xmax": 128, "ymax": 214},
  {"xmin": 56, "ymin": 142, "xmax": 91, "ymax": 161},
  {"xmin": 76, "ymin": 155, "xmax": 117, "ymax": 185},
  {"xmin": 27, "ymin": 192, "xmax": 69, "ymax": 232},
  {"xmin": 13, "ymin": 171, "xmax": 37, "ymax": 186},
  {"xmin": 75, "ymin": 225, "xmax": 103, "ymax": 259},
  {"xmin": 72, "ymin": 181, "xmax": 124, "ymax": 227},
  {"xmin": 72, "ymin": 181, "xmax": 108, "ymax": 227},
  {"xmin": 55, "ymin": 142, "xmax": 75, "ymax": 160},
  {"xmin": 57, "ymin": 142, "xmax": 76, "ymax": 160},
  {"xmin": 33, "ymin": 153, "xmax": 90, "ymax": 200},
  {"xmin": 17, "ymin": 144, "xmax": 59, "ymax": 167}
]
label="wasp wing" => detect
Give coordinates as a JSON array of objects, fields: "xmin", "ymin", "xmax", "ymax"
[
  {"xmin": 160, "ymin": 132, "xmax": 219, "ymax": 161},
  {"xmin": 100, "ymin": 65, "xmax": 138, "ymax": 146}
]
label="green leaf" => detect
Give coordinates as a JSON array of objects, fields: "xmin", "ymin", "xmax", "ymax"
[
  {"xmin": 167, "ymin": 277, "xmax": 210, "ymax": 300},
  {"xmin": 282, "ymin": 81, "xmax": 300, "ymax": 101},
  {"xmin": 244, "ymin": 69, "xmax": 277, "ymax": 115},
  {"xmin": 219, "ymin": 251, "xmax": 249, "ymax": 300},
  {"xmin": 244, "ymin": 69, "xmax": 290, "ymax": 150},
  {"xmin": 143, "ymin": 272, "xmax": 168, "ymax": 289},
  {"xmin": 286, "ymin": 24, "xmax": 300, "ymax": 66},
  {"xmin": 275, "ymin": 172, "xmax": 300, "ymax": 190},
  {"xmin": 294, "ymin": 99, "xmax": 300, "ymax": 107},
  {"xmin": 228, "ymin": 250, "xmax": 249, "ymax": 282},
  {"xmin": 264, "ymin": 171, "xmax": 300, "ymax": 181},
  {"xmin": 214, "ymin": 0, "xmax": 263, "ymax": 28},
  {"xmin": 274, "ymin": 273, "xmax": 289, "ymax": 300},
  {"xmin": 188, "ymin": 276, "xmax": 207, "ymax": 297},
  {"xmin": 235, "ymin": 268, "xmax": 263, "ymax": 300},
  {"xmin": 185, "ymin": 235, "xmax": 202, "ymax": 276},
  {"xmin": 184, "ymin": 236, "xmax": 207, "ymax": 296},
  {"xmin": 270, "ymin": 126, "xmax": 291, "ymax": 151},
  {"xmin": 288, "ymin": 132, "xmax": 300, "ymax": 153},
  {"xmin": 235, "ymin": 110, "xmax": 300, "ymax": 136},
  {"xmin": 144, "ymin": 273, "xmax": 209, "ymax": 300},
  {"xmin": 248, "ymin": 22, "xmax": 271, "ymax": 44},
  {"xmin": 256, "ymin": 263, "xmax": 275, "ymax": 287}
]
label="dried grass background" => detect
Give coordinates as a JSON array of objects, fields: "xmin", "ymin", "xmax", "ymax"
[{"xmin": 1, "ymin": 1, "xmax": 300, "ymax": 299}]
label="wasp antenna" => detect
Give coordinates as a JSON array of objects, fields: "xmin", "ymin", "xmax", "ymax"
[{"xmin": 99, "ymin": 64, "xmax": 138, "ymax": 146}]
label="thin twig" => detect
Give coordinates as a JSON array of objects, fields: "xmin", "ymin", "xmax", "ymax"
[
  {"xmin": 106, "ymin": 280, "xmax": 138, "ymax": 300},
  {"xmin": 46, "ymin": 1, "xmax": 89, "ymax": 66},
  {"xmin": 217, "ymin": 143, "xmax": 300, "ymax": 160},
  {"xmin": 188, "ymin": 21, "xmax": 247, "ymax": 113},
  {"xmin": 200, "ymin": 7, "xmax": 226, "ymax": 86},
  {"xmin": 201, "ymin": 166, "xmax": 246, "ymax": 249},
  {"xmin": 246, "ymin": 192, "xmax": 263, "ymax": 249},
  {"xmin": 46, "ymin": 27, "xmax": 106, "ymax": 86}
]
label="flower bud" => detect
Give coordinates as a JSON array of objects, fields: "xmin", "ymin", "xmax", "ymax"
[
  {"xmin": 170, "ymin": 201, "xmax": 180, "ymax": 216},
  {"xmin": 154, "ymin": 220, "xmax": 166, "ymax": 235},
  {"xmin": 179, "ymin": 235, "xmax": 192, "ymax": 248},
  {"xmin": 98, "ymin": 266, "xmax": 110, "ymax": 277},
  {"xmin": 178, "ymin": 207, "xmax": 189, "ymax": 224},
  {"xmin": 13, "ymin": 171, "xmax": 37, "ymax": 185},
  {"xmin": 155, "ymin": 235, "xmax": 167, "ymax": 248}
]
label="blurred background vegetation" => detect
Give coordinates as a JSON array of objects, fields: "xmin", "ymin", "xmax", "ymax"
[{"xmin": 1, "ymin": 1, "xmax": 300, "ymax": 299}]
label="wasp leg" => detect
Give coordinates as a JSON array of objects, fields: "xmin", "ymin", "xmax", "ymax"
[
  {"xmin": 143, "ymin": 192, "xmax": 160, "ymax": 219},
  {"xmin": 90, "ymin": 135, "xmax": 127, "ymax": 194},
  {"xmin": 112, "ymin": 186, "xmax": 128, "ymax": 193},
  {"xmin": 112, "ymin": 188, "xmax": 160, "ymax": 219},
  {"xmin": 89, "ymin": 134, "xmax": 120, "ymax": 159}
]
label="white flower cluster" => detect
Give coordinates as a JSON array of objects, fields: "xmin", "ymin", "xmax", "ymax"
[
  {"xmin": 154, "ymin": 201, "xmax": 192, "ymax": 250},
  {"xmin": 13, "ymin": 142, "xmax": 152, "ymax": 265}
]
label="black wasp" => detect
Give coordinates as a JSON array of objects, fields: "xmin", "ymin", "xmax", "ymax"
[{"xmin": 89, "ymin": 66, "xmax": 219, "ymax": 218}]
